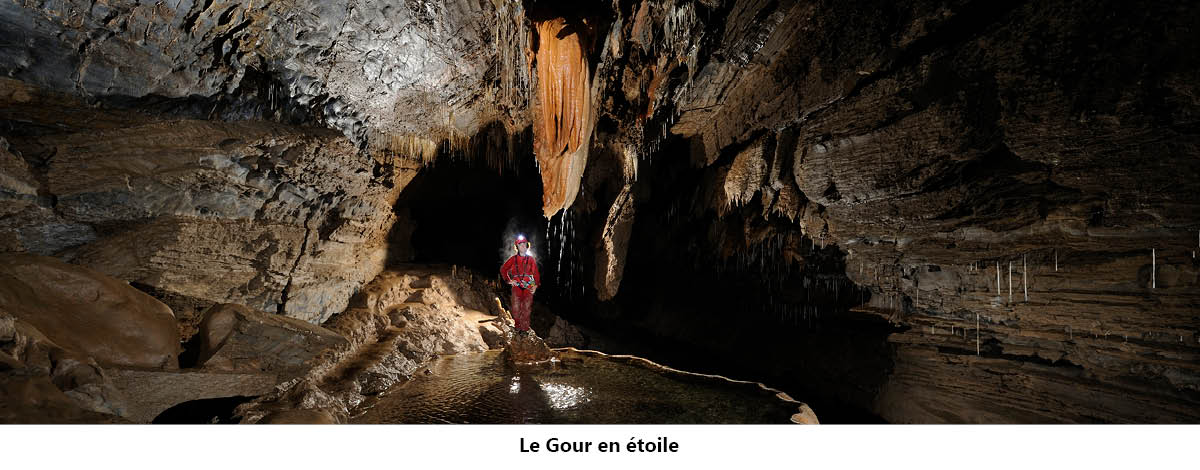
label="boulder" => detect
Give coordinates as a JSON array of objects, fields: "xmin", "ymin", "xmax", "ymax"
[
  {"xmin": 0, "ymin": 254, "xmax": 179, "ymax": 369},
  {"xmin": 502, "ymin": 332, "xmax": 558, "ymax": 364},
  {"xmin": 478, "ymin": 321, "xmax": 510, "ymax": 349},
  {"xmin": 196, "ymin": 303, "xmax": 347, "ymax": 377},
  {"xmin": 48, "ymin": 351, "xmax": 128, "ymax": 417},
  {"xmin": 1, "ymin": 311, "xmax": 129, "ymax": 421},
  {"xmin": 0, "ymin": 373, "xmax": 129, "ymax": 424}
]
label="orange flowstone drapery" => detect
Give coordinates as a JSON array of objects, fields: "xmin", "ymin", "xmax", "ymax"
[{"xmin": 533, "ymin": 18, "xmax": 593, "ymax": 218}]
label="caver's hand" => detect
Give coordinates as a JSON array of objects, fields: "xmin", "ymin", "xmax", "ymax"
[{"xmin": 530, "ymin": 284, "xmax": 537, "ymax": 294}]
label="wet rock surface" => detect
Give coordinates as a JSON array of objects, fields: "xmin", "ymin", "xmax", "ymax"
[{"xmin": 501, "ymin": 333, "xmax": 558, "ymax": 365}]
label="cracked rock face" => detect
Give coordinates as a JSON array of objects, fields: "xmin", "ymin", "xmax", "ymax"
[{"xmin": 2, "ymin": 98, "xmax": 414, "ymax": 323}]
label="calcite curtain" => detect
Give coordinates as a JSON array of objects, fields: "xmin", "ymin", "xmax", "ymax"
[{"xmin": 533, "ymin": 18, "xmax": 593, "ymax": 218}]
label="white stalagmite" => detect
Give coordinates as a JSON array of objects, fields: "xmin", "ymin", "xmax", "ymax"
[
  {"xmin": 1152, "ymin": 248, "xmax": 1156, "ymax": 289},
  {"xmin": 1008, "ymin": 261, "xmax": 1013, "ymax": 304},
  {"xmin": 996, "ymin": 261, "xmax": 1001, "ymax": 301},
  {"xmin": 1023, "ymin": 254, "xmax": 1028, "ymax": 302},
  {"xmin": 1055, "ymin": 250, "xmax": 1058, "ymax": 271},
  {"xmin": 976, "ymin": 312, "xmax": 980, "ymax": 356}
]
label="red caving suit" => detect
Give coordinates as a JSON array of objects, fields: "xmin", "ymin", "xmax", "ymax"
[{"xmin": 500, "ymin": 252, "xmax": 540, "ymax": 331}]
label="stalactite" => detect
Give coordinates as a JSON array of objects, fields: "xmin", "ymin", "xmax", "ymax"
[{"xmin": 532, "ymin": 17, "xmax": 594, "ymax": 218}]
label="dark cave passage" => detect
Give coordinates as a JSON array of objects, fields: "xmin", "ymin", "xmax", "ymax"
[
  {"xmin": 389, "ymin": 150, "xmax": 603, "ymax": 312},
  {"xmin": 392, "ymin": 157, "xmax": 547, "ymax": 276},
  {"xmin": 152, "ymin": 396, "xmax": 255, "ymax": 424}
]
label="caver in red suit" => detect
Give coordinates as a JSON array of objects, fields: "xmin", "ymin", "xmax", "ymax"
[{"xmin": 500, "ymin": 235, "xmax": 540, "ymax": 332}]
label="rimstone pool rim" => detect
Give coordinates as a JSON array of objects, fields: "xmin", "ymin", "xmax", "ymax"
[{"xmin": 552, "ymin": 347, "xmax": 820, "ymax": 425}]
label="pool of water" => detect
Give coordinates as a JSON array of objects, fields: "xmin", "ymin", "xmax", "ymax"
[{"xmin": 352, "ymin": 350, "xmax": 805, "ymax": 424}]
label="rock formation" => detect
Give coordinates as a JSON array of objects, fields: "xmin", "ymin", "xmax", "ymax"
[
  {"xmin": 532, "ymin": 17, "xmax": 595, "ymax": 217},
  {"xmin": 614, "ymin": 0, "xmax": 1200, "ymax": 424},
  {"xmin": 195, "ymin": 303, "xmax": 347, "ymax": 377},
  {"xmin": 0, "ymin": 254, "xmax": 178, "ymax": 370},
  {"xmin": 502, "ymin": 333, "xmax": 558, "ymax": 364},
  {"xmin": 236, "ymin": 266, "xmax": 502, "ymax": 423}
]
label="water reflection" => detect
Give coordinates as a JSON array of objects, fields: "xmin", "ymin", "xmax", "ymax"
[
  {"xmin": 538, "ymin": 382, "xmax": 591, "ymax": 410},
  {"xmin": 353, "ymin": 351, "xmax": 799, "ymax": 424}
]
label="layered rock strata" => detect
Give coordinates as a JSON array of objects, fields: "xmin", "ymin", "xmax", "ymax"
[{"xmin": 608, "ymin": 0, "xmax": 1200, "ymax": 423}]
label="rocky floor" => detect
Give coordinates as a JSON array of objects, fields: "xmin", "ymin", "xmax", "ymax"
[
  {"xmin": 0, "ymin": 253, "xmax": 568, "ymax": 423},
  {"xmin": 236, "ymin": 264, "xmax": 542, "ymax": 424}
]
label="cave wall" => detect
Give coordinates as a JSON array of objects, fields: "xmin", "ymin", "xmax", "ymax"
[
  {"xmin": 0, "ymin": 0, "xmax": 531, "ymax": 324},
  {"xmin": 0, "ymin": 79, "xmax": 416, "ymax": 324},
  {"xmin": 598, "ymin": 0, "xmax": 1200, "ymax": 422}
]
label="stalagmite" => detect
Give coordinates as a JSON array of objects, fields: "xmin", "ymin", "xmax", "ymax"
[
  {"xmin": 1151, "ymin": 248, "xmax": 1156, "ymax": 289},
  {"xmin": 1008, "ymin": 261, "xmax": 1013, "ymax": 304},
  {"xmin": 995, "ymin": 261, "xmax": 1001, "ymax": 302},
  {"xmin": 1023, "ymin": 254, "xmax": 1028, "ymax": 302},
  {"xmin": 532, "ymin": 18, "xmax": 595, "ymax": 218},
  {"xmin": 976, "ymin": 312, "xmax": 980, "ymax": 356}
]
